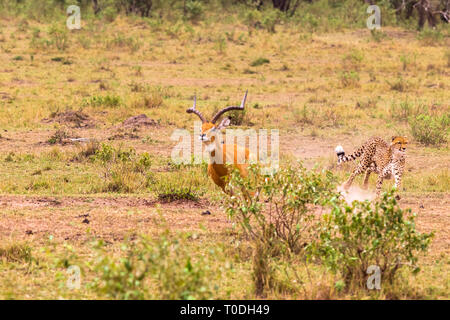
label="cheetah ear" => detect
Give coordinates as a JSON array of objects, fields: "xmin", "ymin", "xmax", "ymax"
[{"xmin": 391, "ymin": 136, "xmax": 396, "ymax": 141}]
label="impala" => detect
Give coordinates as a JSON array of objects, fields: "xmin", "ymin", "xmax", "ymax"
[{"xmin": 186, "ymin": 90, "xmax": 256, "ymax": 193}]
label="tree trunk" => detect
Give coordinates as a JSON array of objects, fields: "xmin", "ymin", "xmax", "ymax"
[{"xmin": 92, "ymin": 0, "xmax": 100, "ymax": 15}]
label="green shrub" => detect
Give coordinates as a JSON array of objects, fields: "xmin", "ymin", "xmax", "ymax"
[
  {"xmin": 250, "ymin": 57, "xmax": 270, "ymax": 67},
  {"xmin": 105, "ymin": 33, "xmax": 141, "ymax": 52},
  {"xmin": 214, "ymin": 35, "xmax": 227, "ymax": 54},
  {"xmin": 84, "ymin": 95, "xmax": 121, "ymax": 108},
  {"xmin": 261, "ymin": 9, "xmax": 280, "ymax": 33},
  {"xmin": 227, "ymin": 163, "xmax": 336, "ymax": 254},
  {"xmin": 185, "ymin": 0, "xmax": 204, "ymax": 22},
  {"xmin": 227, "ymin": 107, "xmax": 253, "ymax": 126},
  {"xmin": 409, "ymin": 114, "xmax": 449, "ymax": 146},
  {"xmin": 157, "ymin": 186, "xmax": 199, "ymax": 202},
  {"xmin": 91, "ymin": 231, "xmax": 216, "ymax": 299},
  {"xmin": 101, "ymin": 6, "xmax": 118, "ymax": 23},
  {"xmin": 244, "ymin": 8, "xmax": 262, "ymax": 31},
  {"xmin": 94, "ymin": 144, "xmax": 153, "ymax": 193},
  {"xmin": 389, "ymin": 101, "xmax": 420, "ymax": 122},
  {"xmin": 47, "ymin": 127, "xmax": 71, "ymax": 144},
  {"xmin": 399, "ymin": 53, "xmax": 417, "ymax": 71},
  {"xmin": 417, "ymin": 29, "xmax": 444, "ymax": 46},
  {"xmin": 387, "ymin": 77, "xmax": 409, "ymax": 92},
  {"xmin": 342, "ymin": 50, "xmax": 364, "ymax": 70},
  {"xmin": 226, "ymin": 163, "xmax": 337, "ymax": 295},
  {"xmin": 340, "ymin": 71, "xmax": 360, "ymax": 88},
  {"xmin": 370, "ymin": 29, "xmax": 388, "ymax": 42},
  {"xmin": 154, "ymin": 169, "xmax": 204, "ymax": 203},
  {"xmin": 312, "ymin": 191, "xmax": 433, "ymax": 290},
  {"xmin": 48, "ymin": 25, "xmax": 69, "ymax": 51},
  {"xmin": 72, "ymin": 140, "xmax": 100, "ymax": 162},
  {"xmin": 0, "ymin": 243, "xmax": 33, "ymax": 263}
]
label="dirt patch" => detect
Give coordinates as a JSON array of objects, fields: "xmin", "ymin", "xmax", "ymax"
[
  {"xmin": 0, "ymin": 195, "xmax": 208, "ymax": 210},
  {"xmin": 108, "ymin": 128, "xmax": 140, "ymax": 140},
  {"xmin": 43, "ymin": 128, "xmax": 82, "ymax": 145},
  {"xmin": 122, "ymin": 114, "xmax": 158, "ymax": 128},
  {"xmin": 108, "ymin": 114, "xmax": 158, "ymax": 140},
  {"xmin": 0, "ymin": 195, "xmax": 221, "ymax": 243},
  {"xmin": 0, "ymin": 194, "xmax": 446, "ymax": 259},
  {"xmin": 42, "ymin": 110, "xmax": 94, "ymax": 128}
]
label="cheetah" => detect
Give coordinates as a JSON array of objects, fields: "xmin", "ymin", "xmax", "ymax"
[{"xmin": 335, "ymin": 136, "xmax": 408, "ymax": 197}]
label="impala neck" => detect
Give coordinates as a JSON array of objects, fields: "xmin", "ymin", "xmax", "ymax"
[{"xmin": 205, "ymin": 139, "xmax": 224, "ymax": 162}]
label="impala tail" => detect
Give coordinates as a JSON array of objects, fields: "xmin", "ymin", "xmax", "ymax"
[{"xmin": 335, "ymin": 144, "xmax": 363, "ymax": 164}]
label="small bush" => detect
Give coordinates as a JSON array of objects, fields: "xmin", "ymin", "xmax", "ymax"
[
  {"xmin": 370, "ymin": 29, "xmax": 388, "ymax": 42},
  {"xmin": 244, "ymin": 9, "xmax": 262, "ymax": 31},
  {"xmin": 389, "ymin": 101, "xmax": 420, "ymax": 122},
  {"xmin": 417, "ymin": 29, "xmax": 444, "ymax": 46},
  {"xmin": 312, "ymin": 191, "xmax": 433, "ymax": 290},
  {"xmin": 25, "ymin": 180, "xmax": 50, "ymax": 191},
  {"xmin": 340, "ymin": 71, "xmax": 360, "ymax": 88},
  {"xmin": 342, "ymin": 50, "xmax": 364, "ymax": 71},
  {"xmin": 226, "ymin": 163, "xmax": 337, "ymax": 295},
  {"xmin": 214, "ymin": 35, "xmax": 227, "ymax": 55},
  {"xmin": 91, "ymin": 231, "xmax": 216, "ymax": 299},
  {"xmin": 227, "ymin": 107, "xmax": 253, "ymax": 126},
  {"xmin": 250, "ymin": 57, "xmax": 270, "ymax": 67},
  {"xmin": 130, "ymin": 89, "xmax": 163, "ymax": 109},
  {"xmin": 227, "ymin": 163, "xmax": 336, "ymax": 254},
  {"xmin": 243, "ymin": 68, "xmax": 257, "ymax": 74},
  {"xmin": 48, "ymin": 25, "xmax": 69, "ymax": 51},
  {"xmin": 409, "ymin": 114, "xmax": 449, "ymax": 146},
  {"xmin": 0, "ymin": 243, "xmax": 33, "ymax": 263},
  {"xmin": 185, "ymin": 0, "xmax": 204, "ymax": 22},
  {"xmin": 355, "ymin": 98, "xmax": 377, "ymax": 110},
  {"xmin": 387, "ymin": 77, "xmax": 409, "ymax": 92},
  {"xmin": 262, "ymin": 10, "xmax": 280, "ymax": 33},
  {"xmin": 154, "ymin": 170, "xmax": 203, "ymax": 203},
  {"xmin": 400, "ymin": 53, "xmax": 417, "ymax": 71},
  {"xmin": 72, "ymin": 140, "xmax": 100, "ymax": 162},
  {"xmin": 157, "ymin": 187, "xmax": 199, "ymax": 202},
  {"xmin": 105, "ymin": 34, "xmax": 141, "ymax": 52},
  {"xmin": 48, "ymin": 127, "xmax": 71, "ymax": 144},
  {"xmin": 51, "ymin": 56, "xmax": 72, "ymax": 65},
  {"xmin": 84, "ymin": 95, "xmax": 121, "ymax": 108},
  {"xmin": 94, "ymin": 144, "xmax": 153, "ymax": 193}
]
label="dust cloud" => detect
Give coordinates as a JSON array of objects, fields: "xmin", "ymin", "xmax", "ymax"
[{"xmin": 337, "ymin": 184, "xmax": 376, "ymax": 204}]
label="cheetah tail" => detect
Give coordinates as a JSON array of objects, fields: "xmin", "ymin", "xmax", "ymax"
[{"xmin": 335, "ymin": 144, "xmax": 363, "ymax": 164}]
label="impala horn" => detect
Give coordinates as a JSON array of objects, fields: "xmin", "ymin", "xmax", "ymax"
[
  {"xmin": 211, "ymin": 90, "xmax": 248, "ymax": 124},
  {"xmin": 186, "ymin": 95, "xmax": 206, "ymax": 123}
]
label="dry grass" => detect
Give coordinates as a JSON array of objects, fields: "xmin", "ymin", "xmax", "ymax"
[{"xmin": 0, "ymin": 13, "xmax": 448, "ymax": 299}]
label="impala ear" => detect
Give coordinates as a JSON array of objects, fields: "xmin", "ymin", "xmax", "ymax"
[{"xmin": 217, "ymin": 117, "xmax": 231, "ymax": 129}]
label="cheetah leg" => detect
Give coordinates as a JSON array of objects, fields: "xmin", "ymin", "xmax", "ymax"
[
  {"xmin": 375, "ymin": 175, "xmax": 384, "ymax": 197},
  {"xmin": 393, "ymin": 168, "xmax": 402, "ymax": 190},
  {"xmin": 362, "ymin": 170, "xmax": 371, "ymax": 190},
  {"xmin": 343, "ymin": 163, "xmax": 366, "ymax": 191},
  {"xmin": 393, "ymin": 168, "xmax": 403, "ymax": 200},
  {"xmin": 343, "ymin": 151, "xmax": 374, "ymax": 191}
]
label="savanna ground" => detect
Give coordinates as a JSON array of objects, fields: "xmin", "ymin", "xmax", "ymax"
[{"xmin": 0, "ymin": 1, "xmax": 449, "ymax": 299}]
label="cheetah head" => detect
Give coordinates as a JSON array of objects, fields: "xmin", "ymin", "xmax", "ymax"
[{"xmin": 390, "ymin": 136, "xmax": 408, "ymax": 152}]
